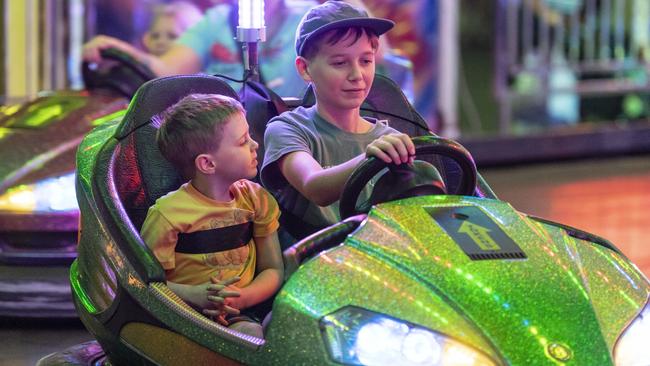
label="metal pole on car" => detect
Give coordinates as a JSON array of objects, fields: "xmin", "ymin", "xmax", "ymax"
[{"xmin": 237, "ymin": 0, "xmax": 266, "ymax": 83}]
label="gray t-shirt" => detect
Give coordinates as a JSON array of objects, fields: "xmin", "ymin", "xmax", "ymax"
[{"xmin": 261, "ymin": 106, "xmax": 397, "ymax": 231}]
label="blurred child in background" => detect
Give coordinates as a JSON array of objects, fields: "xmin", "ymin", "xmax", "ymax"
[
  {"xmin": 86, "ymin": 1, "xmax": 203, "ymax": 61},
  {"xmin": 142, "ymin": 2, "xmax": 203, "ymax": 56}
]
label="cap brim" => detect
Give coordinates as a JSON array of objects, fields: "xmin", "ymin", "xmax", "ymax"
[{"xmin": 298, "ymin": 17, "xmax": 394, "ymax": 56}]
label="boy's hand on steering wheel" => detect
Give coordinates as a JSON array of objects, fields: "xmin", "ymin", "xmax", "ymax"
[
  {"xmin": 366, "ymin": 133, "xmax": 415, "ymax": 165},
  {"xmin": 82, "ymin": 35, "xmax": 128, "ymax": 63}
]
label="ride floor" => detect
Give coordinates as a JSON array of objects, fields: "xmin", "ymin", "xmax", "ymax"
[
  {"xmin": 1, "ymin": 154, "xmax": 649, "ymax": 365},
  {"xmin": 481, "ymin": 154, "xmax": 650, "ymax": 278}
]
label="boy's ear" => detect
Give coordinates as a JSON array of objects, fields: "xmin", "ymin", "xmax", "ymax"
[
  {"xmin": 195, "ymin": 153, "xmax": 216, "ymax": 174},
  {"xmin": 295, "ymin": 56, "xmax": 312, "ymax": 82}
]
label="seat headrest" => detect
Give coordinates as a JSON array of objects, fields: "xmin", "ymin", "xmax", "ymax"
[
  {"xmin": 111, "ymin": 74, "xmax": 240, "ymax": 229},
  {"xmin": 115, "ymin": 74, "xmax": 240, "ymax": 140}
]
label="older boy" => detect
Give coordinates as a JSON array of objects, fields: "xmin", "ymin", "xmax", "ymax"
[
  {"xmin": 261, "ymin": 1, "xmax": 414, "ymax": 240},
  {"xmin": 141, "ymin": 94, "xmax": 283, "ymax": 338}
]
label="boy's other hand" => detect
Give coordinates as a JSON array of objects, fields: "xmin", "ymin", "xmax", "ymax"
[
  {"xmin": 203, "ymin": 276, "xmax": 242, "ymax": 323},
  {"xmin": 208, "ymin": 276, "xmax": 241, "ymax": 304},
  {"xmin": 82, "ymin": 35, "xmax": 130, "ymax": 63},
  {"xmin": 366, "ymin": 133, "xmax": 415, "ymax": 165}
]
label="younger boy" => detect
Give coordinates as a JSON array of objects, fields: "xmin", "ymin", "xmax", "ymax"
[
  {"xmin": 141, "ymin": 94, "xmax": 283, "ymax": 338},
  {"xmin": 261, "ymin": 1, "xmax": 415, "ymax": 240}
]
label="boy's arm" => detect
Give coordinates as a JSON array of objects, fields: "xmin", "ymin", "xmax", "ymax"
[
  {"xmin": 141, "ymin": 207, "xmax": 178, "ymax": 270},
  {"xmin": 154, "ymin": 43, "xmax": 203, "ymax": 76},
  {"xmin": 279, "ymin": 151, "xmax": 365, "ymax": 207},
  {"xmin": 228, "ymin": 232, "xmax": 284, "ymax": 310},
  {"xmin": 81, "ymin": 35, "xmax": 201, "ymax": 76},
  {"xmin": 167, "ymin": 281, "xmax": 212, "ymax": 310},
  {"xmin": 278, "ymin": 133, "xmax": 415, "ymax": 207}
]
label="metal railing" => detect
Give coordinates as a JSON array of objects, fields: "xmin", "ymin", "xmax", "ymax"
[
  {"xmin": 494, "ymin": 0, "xmax": 650, "ymax": 133},
  {"xmin": 1, "ymin": 0, "xmax": 84, "ymax": 104}
]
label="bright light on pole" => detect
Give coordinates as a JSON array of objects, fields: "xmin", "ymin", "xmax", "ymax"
[{"xmin": 237, "ymin": 0, "xmax": 266, "ymax": 82}]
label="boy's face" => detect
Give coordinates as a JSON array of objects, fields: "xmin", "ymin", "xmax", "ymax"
[
  {"xmin": 143, "ymin": 15, "xmax": 183, "ymax": 56},
  {"xmin": 208, "ymin": 112, "xmax": 259, "ymax": 182},
  {"xmin": 299, "ymin": 31, "xmax": 377, "ymax": 112}
]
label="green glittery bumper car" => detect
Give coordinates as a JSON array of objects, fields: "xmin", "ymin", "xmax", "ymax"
[
  {"xmin": 39, "ymin": 74, "xmax": 649, "ymax": 366},
  {"xmin": 0, "ymin": 48, "xmax": 154, "ymax": 318}
]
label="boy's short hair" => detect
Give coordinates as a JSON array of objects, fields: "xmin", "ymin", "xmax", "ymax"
[
  {"xmin": 295, "ymin": 0, "xmax": 394, "ymax": 58},
  {"xmin": 157, "ymin": 94, "xmax": 244, "ymax": 179},
  {"xmin": 301, "ymin": 27, "xmax": 380, "ymax": 60}
]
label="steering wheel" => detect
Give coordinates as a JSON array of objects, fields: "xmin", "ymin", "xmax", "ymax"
[
  {"xmin": 82, "ymin": 48, "xmax": 156, "ymax": 98},
  {"xmin": 339, "ymin": 135, "xmax": 478, "ymax": 219}
]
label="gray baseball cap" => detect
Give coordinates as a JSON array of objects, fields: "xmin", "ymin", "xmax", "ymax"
[{"xmin": 295, "ymin": 1, "xmax": 394, "ymax": 56}]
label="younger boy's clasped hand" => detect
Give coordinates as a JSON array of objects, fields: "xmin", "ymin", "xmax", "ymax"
[{"xmin": 202, "ymin": 276, "xmax": 243, "ymax": 326}]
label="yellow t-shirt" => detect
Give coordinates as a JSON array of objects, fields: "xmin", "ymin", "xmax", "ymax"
[{"xmin": 140, "ymin": 180, "xmax": 280, "ymax": 287}]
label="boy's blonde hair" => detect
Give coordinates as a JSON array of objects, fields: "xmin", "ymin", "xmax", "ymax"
[{"xmin": 157, "ymin": 94, "xmax": 245, "ymax": 179}]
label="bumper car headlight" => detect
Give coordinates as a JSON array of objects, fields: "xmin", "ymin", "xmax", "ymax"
[
  {"xmin": 614, "ymin": 300, "xmax": 650, "ymax": 366},
  {"xmin": 0, "ymin": 172, "xmax": 78, "ymax": 212},
  {"xmin": 321, "ymin": 306, "xmax": 497, "ymax": 366}
]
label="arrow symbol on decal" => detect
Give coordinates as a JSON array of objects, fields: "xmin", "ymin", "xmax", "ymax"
[{"xmin": 458, "ymin": 220, "xmax": 501, "ymax": 251}]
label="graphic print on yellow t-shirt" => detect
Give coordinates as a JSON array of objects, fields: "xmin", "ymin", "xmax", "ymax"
[
  {"xmin": 168, "ymin": 208, "xmax": 258, "ymax": 287},
  {"xmin": 141, "ymin": 180, "xmax": 279, "ymax": 288}
]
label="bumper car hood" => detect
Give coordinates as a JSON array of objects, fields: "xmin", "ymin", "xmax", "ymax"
[{"xmin": 286, "ymin": 195, "xmax": 649, "ymax": 365}]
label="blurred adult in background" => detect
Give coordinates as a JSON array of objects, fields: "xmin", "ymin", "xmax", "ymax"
[
  {"xmin": 89, "ymin": 1, "xmax": 202, "ymax": 55},
  {"xmin": 83, "ymin": 0, "xmax": 415, "ymax": 99},
  {"xmin": 364, "ymin": 0, "xmax": 441, "ymax": 131},
  {"xmin": 341, "ymin": 0, "xmax": 415, "ymax": 102},
  {"xmin": 83, "ymin": 1, "xmax": 203, "ymax": 62}
]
